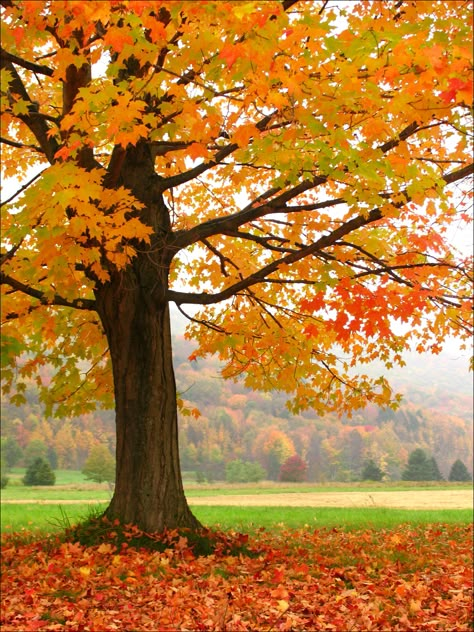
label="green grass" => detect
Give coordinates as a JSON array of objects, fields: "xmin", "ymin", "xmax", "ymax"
[
  {"xmin": 1, "ymin": 487, "xmax": 112, "ymax": 501},
  {"xmin": 3, "ymin": 474, "xmax": 471, "ymax": 502},
  {"xmin": 1, "ymin": 503, "xmax": 107, "ymax": 535},
  {"xmin": 1, "ymin": 503, "xmax": 471, "ymax": 536},
  {"xmin": 6, "ymin": 468, "xmax": 93, "ymax": 486},
  {"xmin": 191, "ymin": 506, "xmax": 473, "ymax": 532}
]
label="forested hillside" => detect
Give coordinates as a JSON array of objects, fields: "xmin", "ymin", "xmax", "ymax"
[{"xmin": 1, "ymin": 333, "xmax": 472, "ymax": 482}]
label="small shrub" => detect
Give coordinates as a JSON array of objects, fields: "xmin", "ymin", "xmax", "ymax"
[
  {"xmin": 82, "ymin": 445, "xmax": 115, "ymax": 484},
  {"xmin": 279, "ymin": 454, "xmax": 307, "ymax": 482},
  {"xmin": 225, "ymin": 459, "xmax": 265, "ymax": 483},
  {"xmin": 1, "ymin": 474, "xmax": 9, "ymax": 489},
  {"xmin": 195, "ymin": 470, "xmax": 207, "ymax": 483},
  {"xmin": 23, "ymin": 457, "xmax": 56, "ymax": 486}
]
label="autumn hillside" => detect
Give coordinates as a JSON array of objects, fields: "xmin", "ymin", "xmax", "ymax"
[{"xmin": 1, "ymin": 325, "xmax": 471, "ymax": 483}]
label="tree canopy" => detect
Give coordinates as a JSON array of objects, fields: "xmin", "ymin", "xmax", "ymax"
[
  {"xmin": 0, "ymin": 0, "xmax": 473, "ymax": 531},
  {"xmin": 2, "ymin": 0, "xmax": 473, "ymax": 417}
]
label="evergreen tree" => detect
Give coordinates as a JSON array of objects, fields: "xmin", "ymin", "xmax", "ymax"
[
  {"xmin": 361, "ymin": 459, "xmax": 384, "ymax": 481},
  {"xmin": 448, "ymin": 459, "xmax": 472, "ymax": 482},
  {"xmin": 1, "ymin": 462, "xmax": 9, "ymax": 489},
  {"xmin": 23, "ymin": 457, "xmax": 56, "ymax": 486},
  {"xmin": 82, "ymin": 445, "xmax": 116, "ymax": 484},
  {"xmin": 402, "ymin": 449, "xmax": 435, "ymax": 481},
  {"xmin": 428, "ymin": 457, "xmax": 444, "ymax": 481}
]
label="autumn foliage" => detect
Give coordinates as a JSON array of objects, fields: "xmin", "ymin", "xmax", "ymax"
[
  {"xmin": 279, "ymin": 454, "xmax": 308, "ymax": 482},
  {"xmin": 1, "ymin": 0, "xmax": 473, "ymax": 531},
  {"xmin": 1, "ymin": 0, "xmax": 472, "ymax": 415},
  {"xmin": 1, "ymin": 523, "xmax": 472, "ymax": 631}
]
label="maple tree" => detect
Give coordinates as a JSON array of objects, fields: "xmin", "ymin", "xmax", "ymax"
[{"xmin": 1, "ymin": 0, "xmax": 473, "ymax": 532}]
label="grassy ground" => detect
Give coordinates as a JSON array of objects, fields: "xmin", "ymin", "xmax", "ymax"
[
  {"xmin": 3, "ymin": 470, "xmax": 472, "ymax": 502},
  {"xmin": 6, "ymin": 468, "xmax": 91, "ymax": 486},
  {"xmin": 1, "ymin": 502, "xmax": 472, "ymax": 535}
]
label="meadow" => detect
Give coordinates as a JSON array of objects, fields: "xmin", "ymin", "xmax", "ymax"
[{"xmin": 1, "ymin": 474, "xmax": 472, "ymax": 630}]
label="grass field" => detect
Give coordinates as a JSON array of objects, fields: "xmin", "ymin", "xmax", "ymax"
[
  {"xmin": 3, "ymin": 468, "xmax": 472, "ymax": 500},
  {"xmin": 2, "ymin": 473, "xmax": 472, "ymax": 535},
  {"xmin": 1, "ymin": 501, "xmax": 472, "ymax": 535}
]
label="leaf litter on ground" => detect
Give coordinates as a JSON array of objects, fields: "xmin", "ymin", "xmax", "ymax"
[{"xmin": 1, "ymin": 521, "xmax": 472, "ymax": 631}]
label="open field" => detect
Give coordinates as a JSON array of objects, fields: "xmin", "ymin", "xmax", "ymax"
[
  {"xmin": 190, "ymin": 488, "xmax": 474, "ymax": 509},
  {"xmin": 2, "ymin": 480, "xmax": 472, "ymax": 630},
  {"xmin": 2, "ymin": 485, "xmax": 472, "ymax": 508},
  {"xmin": 2, "ymin": 498, "xmax": 472, "ymax": 536},
  {"xmin": 2, "ymin": 502, "xmax": 472, "ymax": 534}
]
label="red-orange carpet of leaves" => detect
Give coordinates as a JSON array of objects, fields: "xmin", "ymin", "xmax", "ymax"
[{"xmin": 1, "ymin": 524, "xmax": 472, "ymax": 631}]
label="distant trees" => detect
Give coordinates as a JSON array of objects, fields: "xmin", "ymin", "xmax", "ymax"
[
  {"xmin": 448, "ymin": 459, "xmax": 472, "ymax": 482},
  {"xmin": 225, "ymin": 460, "xmax": 266, "ymax": 483},
  {"xmin": 0, "ymin": 471, "xmax": 8, "ymax": 489},
  {"xmin": 82, "ymin": 445, "xmax": 115, "ymax": 484},
  {"xmin": 23, "ymin": 457, "xmax": 55, "ymax": 486},
  {"xmin": 361, "ymin": 459, "xmax": 385, "ymax": 481},
  {"xmin": 254, "ymin": 428, "xmax": 295, "ymax": 481},
  {"xmin": 279, "ymin": 455, "xmax": 308, "ymax": 483},
  {"xmin": 0, "ymin": 437, "xmax": 23, "ymax": 470},
  {"xmin": 402, "ymin": 449, "xmax": 443, "ymax": 482},
  {"xmin": 23, "ymin": 439, "xmax": 49, "ymax": 468},
  {"xmin": 0, "ymin": 334, "xmax": 472, "ymax": 484}
]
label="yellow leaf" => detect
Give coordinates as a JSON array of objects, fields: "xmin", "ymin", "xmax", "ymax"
[
  {"xmin": 409, "ymin": 599, "xmax": 422, "ymax": 613},
  {"xmin": 277, "ymin": 599, "xmax": 289, "ymax": 613}
]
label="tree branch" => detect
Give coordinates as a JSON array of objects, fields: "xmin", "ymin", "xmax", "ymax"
[
  {"xmin": 168, "ymin": 162, "xmax": 473, "ymax": 306},
  {"xmin": 0, "ymin": 273, "xmax": 96, "ymax": 311},
  {"xmin": 171, "ymin": 120, "xmax": 447, "ymax": 250},
  {"xmin": 0, "ymin": 168, "xmax": 47, "ymax": 207},
  {"xmin": 0, "ymin": 136, "xmax": 42, "ymax": 152},
  {"xmin": 160, "ymin": 111, "xmax": 278, "ymax": 191},
  {"xmin": 1, "ymin": 58, "xmax": 59, "ymax": 162},
  {"xmin": 0, "ymin": 47, "xmax": 54, "ymax": 76},
  {"xmin": 168, "ymin": 206, "xmax": 384, "ymax": 305}
]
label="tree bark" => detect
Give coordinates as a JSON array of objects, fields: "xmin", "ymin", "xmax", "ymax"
[
  {"xmin": 95, "ymin": 274, "xmax": 200, "ymax": 532},
  {"xmin": 93, "ymin": 141, "xmax": 201, "ymax": 532}
]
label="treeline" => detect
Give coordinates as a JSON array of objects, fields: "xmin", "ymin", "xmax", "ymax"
[{"xmin": 1, "ymin": 335, "xmax": 472, "ymax": 483}]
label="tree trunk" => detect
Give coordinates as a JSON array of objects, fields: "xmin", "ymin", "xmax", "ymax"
[
  {"xmin": 93, "ymin": 142, "xmax": 201, "ymax": 532},
  {"xmin": 95, "ymin": 275, "xmax": 200, "ymax": 532}
]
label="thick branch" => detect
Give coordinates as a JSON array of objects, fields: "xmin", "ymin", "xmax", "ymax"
[
  {"xmin": 168, "ymin": 207, "xmax": 383, "ymax": 305},
  {"xmin": 160, "ymin": 111, "xmax": 277, "ymax": 191},
  {"xmin": 168, "ymin": 162, "xmax": 473, "ymax": 306},
  {"xmin": 0, "ymin": 136, "xmax": 42, "ymax": 152},
  {"xmin": 0, "ymin": 272, "xmax": 96, "ymax": 311},
  {"xmin": 0, "ymin": 47, "xmax": 54, "ymax": 76},
  {"xmin": 171, "ymin": 121, "xmax": 445, "ymax": 250}
]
